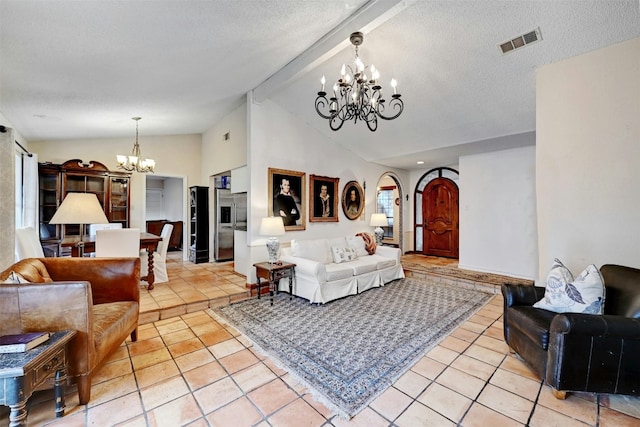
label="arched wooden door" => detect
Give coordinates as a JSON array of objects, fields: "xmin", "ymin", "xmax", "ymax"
[{"xmin": 423, "ymin": 177, "xmax": 459, "ymax": 258}]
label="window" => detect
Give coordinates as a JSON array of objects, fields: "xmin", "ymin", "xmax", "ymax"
[{"xmin": 376, "ymin": 188, "xmax": 394, "ymax": 238}]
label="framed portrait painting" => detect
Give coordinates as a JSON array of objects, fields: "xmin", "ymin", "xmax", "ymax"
[
  {"xmin": 342, "ymin": 180, "xmax": 364, "ymax": 220},
  {"xmin": 309, "ymin": 174, "xmax": 339, "ymax": 223},
  {"xmin": 268, "ymin": 168, "xmax": 306, "ymax": 231}
]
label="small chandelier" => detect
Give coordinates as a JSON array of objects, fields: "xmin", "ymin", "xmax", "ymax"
[
  {"xmin": 315, "ymin": 31, "xmax": 404, "ymax": 132},
  {"xmin": 116, "ymin": 117, "xmax": 155, "ymax": 173}
]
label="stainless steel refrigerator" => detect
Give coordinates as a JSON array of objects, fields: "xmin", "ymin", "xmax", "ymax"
[{"xmin": 214, "ymin": 189, "xmax": 247, "ymax": 261}]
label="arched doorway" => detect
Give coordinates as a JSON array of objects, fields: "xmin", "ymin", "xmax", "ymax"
[
  {"xmin": 415, "ymin": 167, "xmax": 459, "ymax": 258},
  {"xmin": 374, "ymin": 172, "xmax": 404, "ymax": 251}
]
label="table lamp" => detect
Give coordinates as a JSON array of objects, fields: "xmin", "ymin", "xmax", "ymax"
[
  {"xmin": 50, "ymin": 193, "xmax": 109, "ymax": 256},
  {"xmin": 370, "ymin": 213, "xmax": 388, "ymax": 245},
  {"xmin": 260, "ymin": 216, "xmax": 286, "ymax": 263}
]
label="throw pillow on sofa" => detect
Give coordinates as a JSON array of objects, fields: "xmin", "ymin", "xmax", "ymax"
[
  {"xmin": 346, "ymin": 236, "xmax": 368, "ymax": 257},
  {"xmin": 356, "ymin": 232, "xmax": 376, "ymax": 255},
  {"xmin": 331, "ymin": 246, "xmax": 358, "ymax": 264},
  {"xmin": 533, "ymin": 259, "xmax": 605, "ymax": 314},
  {"xmin": 291, "ymin": 239, "xmax": 329, "ymax": 264}
]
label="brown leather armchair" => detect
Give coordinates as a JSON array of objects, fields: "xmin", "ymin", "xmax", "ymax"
[
  {"xmin": 502, "ymin": 264, "xmax": 640, "ymax": 399},
  {"xmin": 0, "ymin": 257, "xmax": 140, "ymax": 405}
]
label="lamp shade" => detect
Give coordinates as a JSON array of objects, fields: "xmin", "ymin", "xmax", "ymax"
[
  {"xmin": 370, "ymin": 213, "xmax": 388, "ymax": 227},
  {"xmin": 50, "ymin": 193, "xmax": 109, "ymax": 225},
  {"xmin": 259, "ymin": 216, "xmax": 285, "ymax": 237}
]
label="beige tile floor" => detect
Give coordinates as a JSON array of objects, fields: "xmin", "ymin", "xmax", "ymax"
[{"xmin": 2, "ymin": 252, "xmax": 640, "ymax": 426}]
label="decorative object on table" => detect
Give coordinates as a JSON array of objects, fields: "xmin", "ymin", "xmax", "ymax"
[
  {"xmin": 314, "ymin": 31, "xmax": 403, "ymax": 132},
  {"xmin": 268, "ymin": 168, "xmax": 305, "ymax": 231},
  {"xmin": 309, "ymin": 174, "xmax": 339, "ymax": 223},
  {"xmin": 259, "ymin": 217, "xmax": 286, "ymax": 264},
  {"xmin": 116, "ymin": 116, "xmax": 155, "ymax": 173},
  {"xmin": 341, "ymin": 180, "xmax": 364, "ymax": 220},
  {"xmin": 216, "ymin": 277, "xmax": 491, "ymax": 419},
  {"xmin": 0, "ymin": 331, "xmax": 50, "ymax": 353},
  {"xmin": 370, "ymin": 213, "xmax": 388, "ymax": 244},
  {"xmin": 49, "ymin": 193, "xmax": 109, "ymax": 257}
]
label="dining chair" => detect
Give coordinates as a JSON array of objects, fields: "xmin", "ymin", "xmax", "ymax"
[
  {"xmin": 95, "ymin": 228, "xmax": 140, "ymax": 258},
  {"xmin": 89, "ymin": 222, "xmax": 123, "ymax": 236},
  {"xmin": 140, "ymin": 223, "xmax": 173, "ymax": 284},
  {"xmin": 15, "ymin": 227, "xmax": 45, "ymax": 260}
]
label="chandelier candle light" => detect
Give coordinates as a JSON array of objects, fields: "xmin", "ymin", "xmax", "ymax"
[
  {"xmin": 315, "ymin": 31, "xmax": 403, "ymax": 132},
  {"xmin": 116, "ymin": 117, "xmax": 155, "ymax": 173}
]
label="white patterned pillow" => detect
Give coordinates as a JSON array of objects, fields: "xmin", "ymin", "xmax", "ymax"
[
  {"xmin": 534, "ymin": 259, "xmax": 605, "ymax": 314},
  {"xmin": 2, "ymin": 271, "xmax": 27, "ymax": 284},
  {"xmin": 330, "ymin": 246, "xmax": 357, "ymax": 264}
]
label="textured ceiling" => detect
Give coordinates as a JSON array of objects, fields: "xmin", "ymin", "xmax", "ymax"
[{"xmin": 1, "ymin": 0, "xmax": 639, "ymax": 170}]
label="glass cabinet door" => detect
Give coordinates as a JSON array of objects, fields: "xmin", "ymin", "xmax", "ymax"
[{"xmin": 109, "ymin": 177, "xmax": 130, "ymax": 226}]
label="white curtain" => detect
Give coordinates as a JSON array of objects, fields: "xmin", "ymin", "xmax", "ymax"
[{"xmin": 21, "ymin": 152, "xmax": 39, "ymax": 229}]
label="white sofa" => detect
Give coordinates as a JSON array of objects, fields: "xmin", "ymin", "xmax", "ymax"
[{"xmin": 278, "ymin": 235, "xmax": 405, "ymax": 304}]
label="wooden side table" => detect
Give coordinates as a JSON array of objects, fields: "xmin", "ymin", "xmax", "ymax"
[
  {"xmin": 253, "ymin": 262, "xmax": 296, "ymax": 305},
  {"xmin": 0, "ymin": 330, "xmax": 76, "ymax": 426}
]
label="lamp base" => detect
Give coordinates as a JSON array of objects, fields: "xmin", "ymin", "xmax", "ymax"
[
  {"xmin": 266, "ymin": 237, "xmax": 280, "ymax": 264},
  {"xmin": 374, "ymin": 227, "xmax": 384, "ymax": 245}
]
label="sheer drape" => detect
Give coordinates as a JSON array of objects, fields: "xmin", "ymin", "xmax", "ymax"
[{"xmin": 21, "ymin": 152, "xmax": 39, "ymax": 229}]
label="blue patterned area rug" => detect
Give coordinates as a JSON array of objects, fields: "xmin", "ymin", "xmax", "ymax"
[{"xmin": 215, "ymin": 277, "xmax": 492, "ymax": 419}]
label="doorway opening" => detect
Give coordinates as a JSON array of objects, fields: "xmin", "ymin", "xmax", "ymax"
[
  {"xmin": 414, "ymin": 167, "xmax": 459, "ymax": 258},
  {"xmin": 374, "ymin": 172, "xmax": 404, "ymax": 251},
  {"xmin": 145, "ymin": 175, "xmax": 188, "ymax": 261}
]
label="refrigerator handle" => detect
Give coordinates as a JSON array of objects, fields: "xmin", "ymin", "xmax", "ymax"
[{"xmin": 232, "ymin": 203, "xmax": 237, "ymax": 228}]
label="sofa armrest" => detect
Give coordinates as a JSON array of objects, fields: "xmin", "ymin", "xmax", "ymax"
[
  {"xmin": 551, "ymin": 313, "xmax": 640, "ymax": 338},
  {"xmin": 41, "ymin": 257, "xmax": 140, "ymax": 305},
  {"xmin": 0, "ymin": 282, "xmax": 93, "ymax": 334},
  {"xmin": 501, "ymin": 283, "xmax": 545, "ymax": 308},
  {"xmin": 280, "ymin": 255, "xmax": 327, "ymax": 283},
  {"xmin": 374, "ymin": 245, "xmax": 401, "ymax": 263}
]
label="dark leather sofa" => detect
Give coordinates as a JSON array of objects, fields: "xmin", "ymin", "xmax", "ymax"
[
  {"xmin": 0, "ymin": 257, "xmax": 140, "ymax": 405},
  {"xmin": 502, "ymin": 264, "xmax": 640, "ymax": 399}
]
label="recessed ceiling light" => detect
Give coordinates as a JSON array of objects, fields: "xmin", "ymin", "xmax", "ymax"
[{"xmin": 417, "ymin": 161, "xmax": 424, "ymax": 165}]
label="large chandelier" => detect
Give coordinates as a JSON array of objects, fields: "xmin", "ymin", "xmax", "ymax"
[
  {"xmin": 116, "ymin": 117, "xmax": 155, "ymax": 173},
  {"xmin": 315, "ymin": 31, "xmax": 404, "ymax": 132}
]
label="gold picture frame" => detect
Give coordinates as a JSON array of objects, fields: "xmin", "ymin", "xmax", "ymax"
[
  {"xmin": 309, "ymin": 174, "xmax": 339, "ymax": 223},
  {"xmin": 268, "ymin": 168, "xmax": 306, "ymax": 231},
  {"xmin": 342, "ymin": 180, "xmax": 364, "ymax": 220}
]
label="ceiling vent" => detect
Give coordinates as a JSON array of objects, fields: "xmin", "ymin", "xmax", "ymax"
[{"xmin": 499, "ymin": 28, "xmax": 542, "ymax": 54}]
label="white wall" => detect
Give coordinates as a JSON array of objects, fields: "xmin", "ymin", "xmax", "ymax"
[
  {"xmin": 244, "ymin": 95, "xmax": 408, "ymax": 279},
  {"xmin": 458, "ymin": 146, "xmax": 538, "ymax": 279},
  {"xmin": 536, "ymin": 37, "xmax": 640, "ymax": 278},
  {"xmin": 201, "ymin": 103, "xmax": 247, "ymax": 181},
  {"xmin": 28, "ymin": 134, "xmax": 202, "ymax": 230}
]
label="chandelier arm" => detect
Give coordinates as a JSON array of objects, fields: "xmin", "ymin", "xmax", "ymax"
[
  {"xmin": 314, "ymin": 94, "xmax": 334, "ymax": 119},
  {"xmin": 376, "ymin": 96, "xmax": 404, "ymax": 121}
]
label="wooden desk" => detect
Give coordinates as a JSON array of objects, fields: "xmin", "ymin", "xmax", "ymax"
[
  {"xmin": 60, "ymin": 232, "xmax": 162, "ymax": 290},
  {"xmin": 253, "ymin": 262, "xmax": 296, "ymax": 305},
  {"xmin": 0, "ymin": 330, "xmax": 76, "ymax": 426}
]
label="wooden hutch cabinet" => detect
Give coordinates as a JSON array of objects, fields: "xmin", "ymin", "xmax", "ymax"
[{"xmin": 38, "ymin": 159, "xmax": 131, "ymax": 248}]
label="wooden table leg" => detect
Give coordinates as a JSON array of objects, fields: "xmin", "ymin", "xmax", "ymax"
[
  {"xmin": 146, "ymin": 247, "xmax": 155, "ymax": 290},
  {"xmin": 54, "ymin": 369, "xmax": 66, "ymax": 418},
  {"xmin": 256, "ymin": 271, "xmax": 262, "ymax": 299},
  {"xmin": 8, "ymin": 399, "xmax": 27, "ymax": 427}
]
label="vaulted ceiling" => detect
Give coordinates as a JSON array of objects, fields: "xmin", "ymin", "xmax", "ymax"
[{"xmin": 1, "ymin": 1, "xmax": 639, "ymax": 170}]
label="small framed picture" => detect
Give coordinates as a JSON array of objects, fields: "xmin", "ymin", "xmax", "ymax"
[
  {"xmin": 268, "ymin": 168, "xmax": 306, "ymax": 231},
  {"xmin": 342, "ymin": 181, "xmax": 364, "ymax": 220},
  {"xmin": 309, "ymin": 175, "xmax": 339, "ymax": 223}
]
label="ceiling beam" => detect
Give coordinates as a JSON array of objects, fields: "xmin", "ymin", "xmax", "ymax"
[{"xmin": 252, "ymin": 0, "xmax": 415, "ymax": 103}]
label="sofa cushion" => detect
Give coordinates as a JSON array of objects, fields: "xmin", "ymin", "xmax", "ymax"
[
  {"xmin": 325, "ymin": 263, "xmax": 355, "ymax": 282},
  {"xmin": 508, "ymin": 306, "xmax": 556, "ymax": 350},
  {"xmin": 93, "ymin": 301, "xmax": 139, "ymax": 360},
  {"xmin": 346, "ymin": 236, "xmax": 368, "ymax": 258},
  {"xmin": 347, "ymin": 258, "xmax": 378, "ymax": 275},
  {"xmin": 534, "ymin": 260, "xmax": 605, "ymax": 314},
  {"xmin": 291, "ymin": 239, "xmax": 329, "ymax": 264},
  {"xmin": 331, "ymin": 246, "xmax": 357, "ymax": 264},
  {"xmin": 368, "ymin": 254, "xmax": 396, "ymax": 270}
]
